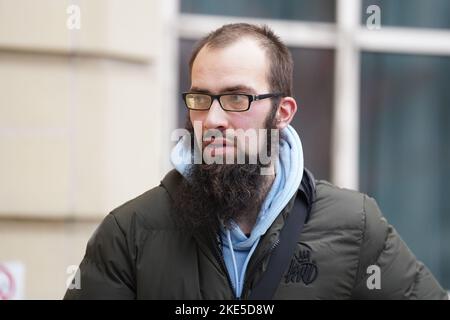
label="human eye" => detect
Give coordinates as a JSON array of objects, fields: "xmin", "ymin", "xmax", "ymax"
[
  {"xmin": 228, "ymin": 94, "xmax": 246, "ymax": 103},
  {"xmin": 186, "ymin": 94, "xmax": 210, "ymax": 109},
  {"xmin": 194, "ymin": 94, "xmax": 208, "ymax": 103},
  {"xmin": 221, "ymin": 94, "xmax": 248, "ymax": 111}
]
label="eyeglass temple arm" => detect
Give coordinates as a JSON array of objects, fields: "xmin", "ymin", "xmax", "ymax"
[{"xmin": 253, "ymin": 93, "xmax": 282, "ymax": 101}]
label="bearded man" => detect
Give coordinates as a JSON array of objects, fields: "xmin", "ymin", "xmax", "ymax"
[{"xmin": 64, "ymin": 23, "xmax": 447, "ymax": 300}]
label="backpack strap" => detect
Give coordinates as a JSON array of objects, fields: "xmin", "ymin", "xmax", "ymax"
[{"xmin": 248, "ymin": 170, "xmax": 314, "ymax": 300}]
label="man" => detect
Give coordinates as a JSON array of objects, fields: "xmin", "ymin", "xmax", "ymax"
[{"xmin": 65, "ymin": 23, "xmax": 447, "ymax": 299}]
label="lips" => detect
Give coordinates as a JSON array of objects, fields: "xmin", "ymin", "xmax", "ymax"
[{"xmin": 204, "ymin": 137, "xmax": 233, "ymax": 148}]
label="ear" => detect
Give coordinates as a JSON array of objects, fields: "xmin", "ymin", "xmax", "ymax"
[{"xmin": 275, "ymin": 97, "xmax": 298, "ymax": 129}]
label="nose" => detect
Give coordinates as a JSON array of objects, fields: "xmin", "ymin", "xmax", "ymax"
[{"xmin": 203, "ymin": 98, "xmax": 228, "ymax": 130}]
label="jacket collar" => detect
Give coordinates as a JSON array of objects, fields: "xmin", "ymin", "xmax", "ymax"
[{"xmin": 299, "ymin": 168, "xmax": 316, "ymax": 223}]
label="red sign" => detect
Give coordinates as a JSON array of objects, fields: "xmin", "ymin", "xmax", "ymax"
[{"xmin": 0, "ymin": 264, "xmax": 16, "ymax": 300}]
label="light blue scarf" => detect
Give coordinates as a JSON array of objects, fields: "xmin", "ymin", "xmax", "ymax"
[{"xmin": 170, "ymin": 125, "xmax": 304, "ymax": 298}]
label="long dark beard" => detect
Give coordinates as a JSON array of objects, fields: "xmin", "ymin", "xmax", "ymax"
[
  {"xmin": 173, "ymin": 163, "xmax": 267, "ymax": 232},
  {"xmin": 172, "ymin": 105, "xmax": 278, "ymax": 233}
]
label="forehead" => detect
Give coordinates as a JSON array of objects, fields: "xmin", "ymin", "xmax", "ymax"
[{"xmin": 191, "ymin": 37, "xmax": 269, "ymax": 93}]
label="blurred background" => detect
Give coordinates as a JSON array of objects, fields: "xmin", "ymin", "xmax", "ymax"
[{"xmin": 0, "ymin": 0, "xmax": 449, "ymax": 299}]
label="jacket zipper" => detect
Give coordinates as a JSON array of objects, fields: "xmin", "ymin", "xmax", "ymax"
[
  {"xmin": 241, "ymin": 238, "xmax": 280, "ymax": 299},
  {"xmin": 210, "ymin": 232, "xmax": 238, "ymax": 300}
]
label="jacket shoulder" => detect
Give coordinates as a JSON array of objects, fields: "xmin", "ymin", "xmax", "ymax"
[
  {"xmin": 313, "ymin": 179, "xmax": 387, "ymax": 249},
  {"xmin": 310, "ymin": 180, "xmax": 387, "ymax": 275},
  {"xmin": 312, "ymin": 180, "xmax": 447, "ymax": 299},
  {"xmin": 110, "ymin": 173, "xmax": 179, "ymax": 232},
  {"xmin": 312, "ymin": 180, "xmax": 373, "ymax": 231}
]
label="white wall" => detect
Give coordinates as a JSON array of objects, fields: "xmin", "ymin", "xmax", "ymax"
[{"xmin": 0, "ymin": 0, "xmax": 178, "ymax": 299}]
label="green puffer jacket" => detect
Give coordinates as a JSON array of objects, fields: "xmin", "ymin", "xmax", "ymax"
[{"xmin": 64, "ymin": 169, "xmax": 447, "ymax": 300}]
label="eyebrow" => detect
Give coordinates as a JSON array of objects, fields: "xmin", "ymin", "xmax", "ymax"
[{"xmin": 190, "ymin": 85, "xmax": 257, "ymax": 94}]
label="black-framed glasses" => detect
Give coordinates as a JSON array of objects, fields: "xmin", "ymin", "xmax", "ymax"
[{"xmin": 182, "ymin": 92, "xmax": 282, "ymax": 112}]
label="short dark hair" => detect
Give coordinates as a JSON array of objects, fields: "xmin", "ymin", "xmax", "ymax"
[{"xmin": 189, "ymin": 23, "xmax": 293, "ymax": 97}]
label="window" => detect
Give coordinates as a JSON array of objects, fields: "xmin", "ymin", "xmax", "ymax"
[
  {"xmin": 361, "ymin": 0, "xmax": 450, "ymax": 29},
  {"xmin": 182, "ymin": 0, "xmax": 336, "ymax": 22},
  {"xmin": 360, "ymin": 53, "xmax": 450, "ymax": 286}
]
